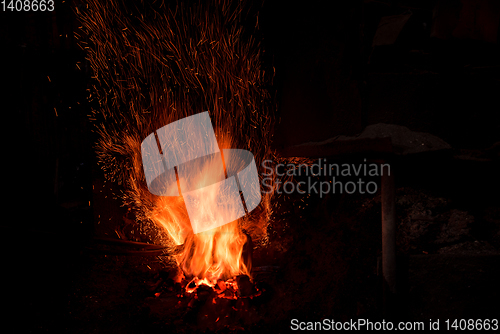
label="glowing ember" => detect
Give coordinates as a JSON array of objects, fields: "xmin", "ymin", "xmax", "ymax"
[{"xmin": 77, "ymin": 0, "xmax": 276, "ymax": 287}]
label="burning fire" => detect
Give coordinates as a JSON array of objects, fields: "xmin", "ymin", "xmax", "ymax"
[{"xmin": 77, "ymin": 0, "xmax": 276, "ymax": 286}]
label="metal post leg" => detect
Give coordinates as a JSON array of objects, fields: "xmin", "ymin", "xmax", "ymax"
[{"xmin": 381, "ymin": 165, "xmax": 396, "ymax": 315}]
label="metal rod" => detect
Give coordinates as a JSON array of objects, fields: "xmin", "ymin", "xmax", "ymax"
[
  {"xmin": 93, "ymin": 237, "xmax": 167, "ymax": 249},
  {"xmin": 85, "ymin": 247, "xmax": 166, "ymax": 256}
]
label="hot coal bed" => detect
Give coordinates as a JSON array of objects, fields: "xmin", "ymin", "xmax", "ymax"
[{"xmin": 7, "ymin": 0, "xmax": 500, "ymax": 333}]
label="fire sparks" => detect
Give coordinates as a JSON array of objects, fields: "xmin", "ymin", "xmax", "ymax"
[{"xmin": 77, "ymin": 0, "xmax": 276, "ymax": 285}]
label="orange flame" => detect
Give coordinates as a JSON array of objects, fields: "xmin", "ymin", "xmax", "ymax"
[{"xmin": 78, "ymin": 0, "xmax": 277, "ymax": 284}]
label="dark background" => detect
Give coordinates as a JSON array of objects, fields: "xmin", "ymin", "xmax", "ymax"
[{"xmin": 3, "ymin": 0, "xmax": 499, "ymax": 332}]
